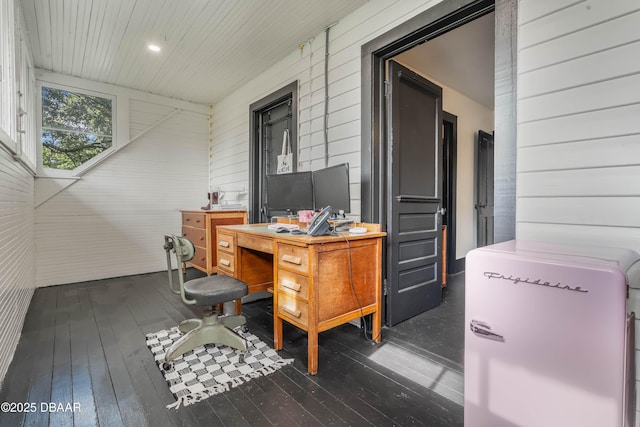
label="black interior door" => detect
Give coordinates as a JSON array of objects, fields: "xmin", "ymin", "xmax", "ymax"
[
  {"xmin": 386, "ymin": 60, "xmax": 443, "ymax": 326},
  {"xmin": 476, "ymin": 130, "xmax": 494, "ymax": 247}
]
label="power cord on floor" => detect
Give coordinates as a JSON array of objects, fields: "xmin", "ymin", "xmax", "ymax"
[{"xmin": 339, "ymin": 233, "xmax": 382, "ymax": 344}]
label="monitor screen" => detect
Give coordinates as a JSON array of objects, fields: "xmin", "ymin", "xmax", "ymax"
[
  {"xmin": 313, "ymin": 163, "xmax": 351, "ymax": 213},
  {"xmin": 265, "ymin": 171, "xmax": 314, "ymax": 214}
]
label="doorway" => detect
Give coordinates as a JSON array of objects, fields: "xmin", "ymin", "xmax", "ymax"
[
  {"xmin": 361, "ymin": 0, "xmax": 517, "ymax": 326},
  {"xmin": 443, "ymin": 111, "xmax": 459, "ymax": 276},
  {"xmin": 249, "ymin": 81, "xmax": 298, "ymax": 223}
]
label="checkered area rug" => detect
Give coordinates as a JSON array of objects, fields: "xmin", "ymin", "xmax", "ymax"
[{"xmin": 146, "ymin": 326, "xmax": 294, "ymax": 409}]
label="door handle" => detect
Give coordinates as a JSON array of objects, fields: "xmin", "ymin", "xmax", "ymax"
[
  {"xmin": 438, "ymin": 207, "xmax": 446, "ymax": 216},
  {"xmin": 470, "ymin": 320, "xmax": 504, "ymax": 342}
]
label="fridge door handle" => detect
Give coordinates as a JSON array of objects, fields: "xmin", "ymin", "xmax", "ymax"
[{"xmin": 470, "ymin": 320, "xmax": 504, "ymax": 342}]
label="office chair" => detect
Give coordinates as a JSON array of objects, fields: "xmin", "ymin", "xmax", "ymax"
[{"xmin": 162, "ymin": 234, "xmax": 248, "ymax": 370}]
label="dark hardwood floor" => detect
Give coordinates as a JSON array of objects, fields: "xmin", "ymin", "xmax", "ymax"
[{"xmin": 0, "ymin": 269, "xmax": 465, "ymax": 427}]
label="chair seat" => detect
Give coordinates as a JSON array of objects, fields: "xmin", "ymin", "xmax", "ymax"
[{"xmin": 184, "ymin": 275, "xmax": 248, "ymax": 306}]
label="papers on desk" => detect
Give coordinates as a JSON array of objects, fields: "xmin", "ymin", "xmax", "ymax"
[{"xmin": 267, "ymin": 223, "xmax": 300, "ymax": 231}]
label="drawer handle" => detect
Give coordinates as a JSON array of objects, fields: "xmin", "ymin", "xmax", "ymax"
[
  {"xmin": 281, "ymin": 279, "xmax": 301, "ymax": 292},
  {"xmin": 219, "ymin": 241, "xmax": 230, "ymax": 248},
  {"xmin": 282, "ymin": 306, "xmax": 301, "ymax": 318},
  {"xmin": 282, "ymin": 254, "xmax": 302, "ymax": 265},
  {"xmin": 185, "ymin": 218, "xmax": 191, "ymax": 222},
  {"xmin": 220, "ymin": 259, "xmax": 231, "ymax": 267}
]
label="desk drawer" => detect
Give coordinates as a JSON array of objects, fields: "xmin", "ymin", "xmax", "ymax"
[
  {"xmin": 217, "ymin": 252, "xmax": 235, "ymax": 274},
  {"xmin": 182, "ymin": 212, "xmax": 206, "ymax": 228},
  {"xmin": 189, "ymin": 245, "xmax": 207, "ymax": 270},
  {"xmin": 238, "ymin": 234, "xmax": 273, "ymax": 254},
  {"xmin": 277, "ymin": 292, "xmax": 309, "ymax": 327},
  {"xmin": 182, "ymin": 226, "xmax": 206, "ymax": 247},
  {"xmin": 277, "ymin": 244, "xmax": 309, "ymax": 275},
  {"xmin": 277, "ymin": 270, "xmax": 309, "ymax": 301},
  {"xmin": 217, "ymin": 232, "xmax": 235, "ymax": 254}
]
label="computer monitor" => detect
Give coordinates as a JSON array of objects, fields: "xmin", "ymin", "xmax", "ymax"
[
  {"xmin": 313, "ymin": 163, "xmax": 351, "ymax": 214},
  {"xmin": 265, "ymin": 171, "xmax": 314, "ymax": 215}
]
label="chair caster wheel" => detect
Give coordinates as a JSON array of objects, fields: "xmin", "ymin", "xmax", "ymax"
[
  {"xmin": 162, "ymin": 362, "xmax": 172, "ymax": 371},
  {"xmin": 241, "ymin": 326, "xmax": 249, "ymax": 333},
  {"xmin": 238, "ymin": 353, "xmax": 245, "ymax": 364}
]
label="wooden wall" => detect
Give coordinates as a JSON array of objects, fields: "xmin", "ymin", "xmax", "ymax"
[
  {"xmin": 0, "ymin": 148, "xmax": 35, "ymax": 383},
  {"xmin": 35, "ymin": 78, "xmax": 209, "ymax": 286},
  {"xmin": 517, "ymin": 0, "xmax": 640, "ymax": 248},
  {"xmin": 517, "ymin": 0, "xmax": 640, "ymax": 420},
  {"xmin": 210, "ymin": 0, "xmax": 445, "ymax": 217}
]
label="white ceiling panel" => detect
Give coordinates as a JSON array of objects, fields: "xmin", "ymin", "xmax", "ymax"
[
  {"xmin": 20, "ymin": 0, "xmax": 368, "ymax": 104},
  {"xmin": 394, "ymin": 12, "xmax": 495, "ymax": 110}
]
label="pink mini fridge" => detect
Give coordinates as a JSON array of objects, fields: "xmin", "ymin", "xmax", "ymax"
[{"xmin": 465, "ymin": 240, "xmax": 638, "ymax": 427}]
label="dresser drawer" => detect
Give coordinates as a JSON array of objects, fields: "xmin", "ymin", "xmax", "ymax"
[
  {"xmin": 182, "ymin": 212, "xmax": 206, "ymax": 228},
  {"xmin": 277, "ymin": 292, "xmax": 309, "ymax": 327},
  {"xmin": 277, "ymin": 270, "xmax": 309, "ymax": 301},
  {"xmin": 277, "ymin": 244, "xmax": 309, "ymax": 275},
  {"xmin": 189, "ymin": 245, "xmax": 207, "ymax": 270},
  {"xmin": 182, "ymin": 226, "xmax": 206, "ymax": 247},
  {"xmin": 217, "ymin": 252, "xmax": 235, "ymax": 274},
  {"xmin": 217, "ymin": 232, "xmax": 236, "ymax": 254}
]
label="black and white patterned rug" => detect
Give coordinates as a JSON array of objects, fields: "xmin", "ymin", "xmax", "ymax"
[{"xmin": 146, "ymin": 326, "xmax": 294, "ymax": 409}]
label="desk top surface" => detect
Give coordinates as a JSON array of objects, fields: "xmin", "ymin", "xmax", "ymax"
[
  {"xmin": 217, "ymin": 223, "xmax": 386, "ymax": 244},
  {"xmin": 181, "ymin": 209, "xmax": 247, "ymax": 214}
]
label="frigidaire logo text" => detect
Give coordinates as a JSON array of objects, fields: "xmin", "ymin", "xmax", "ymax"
[{"xmin": 483, "ymin": 272, "xmax": 588, "ymax": 294}]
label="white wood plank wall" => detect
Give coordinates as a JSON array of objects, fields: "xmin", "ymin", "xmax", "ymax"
[
  {"xmin": 0, "ymin": 148, "xmax": 35, "ymax": 384},
  {"xmin": 35, "ymin": 99, "xmax": 208, "ymax": 286},
  {"xmin": 210, "ymin": 0, "xmax": 444, "ymax": 217},
  {"xmin": 517, "ymin": 0, "xmax": 640, "ymax": 420}
]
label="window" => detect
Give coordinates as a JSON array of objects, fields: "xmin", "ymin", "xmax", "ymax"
[
  {"xmin": 17, "ymin": 33, "xmax": 36, "ymax": 167},
  {"xmin": 0, "ymin": 0, "xmax": 17, "ymax": 149},
  {"xmin": 41, "ymin": 85, "xmax": 114, "ymax": 170}
]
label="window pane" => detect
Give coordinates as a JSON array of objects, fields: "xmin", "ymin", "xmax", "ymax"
[
  {"xmin": 41, "ymin": 86, "xmax": 113, "ymax": 169},
  {"xmin": 42, "ymin": 86, "xmax": 112, "ymax": 134},
  {"xmin": 42, "ymin": 130, "xmax": 112, "ymax": 170}
]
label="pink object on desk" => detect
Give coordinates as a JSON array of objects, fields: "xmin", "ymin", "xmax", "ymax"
[{"xmin": 298, "ymin": 210, "xmax": 314, "ymax": 224}]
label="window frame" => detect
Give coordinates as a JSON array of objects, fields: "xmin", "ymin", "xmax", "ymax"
[
  {"xmin": 37, "ymin": 81, "xmax": 117, "ymax": 176},
  {"xmin": 16, "ymin": 26, "xmax": 36, "ymax": 170},
  {"xmin": 0, "ymin": 0, "xmax": 17, "ymax": 154}
]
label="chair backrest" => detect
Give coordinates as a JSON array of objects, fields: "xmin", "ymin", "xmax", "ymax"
[
  {"xmin": 170, "ymin": 235, "xmax": 195, "ymax": 263},
  {"xmin": 164, "ymin": 234, "xmax": 197, "ymax": 305}
]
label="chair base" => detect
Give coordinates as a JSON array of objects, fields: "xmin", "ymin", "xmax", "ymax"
[{"xmin": 163, "ymin": 313, "xmax": 247, "ymax": 368}]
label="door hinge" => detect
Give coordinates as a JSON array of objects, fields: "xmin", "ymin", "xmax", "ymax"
[
  {"xmin": 384, "ymin": 80, "xmax": 390, "ymax": 97},
  {"xmin": 383, "ymin": 279, "xmax": 388, "ymax": 295}
]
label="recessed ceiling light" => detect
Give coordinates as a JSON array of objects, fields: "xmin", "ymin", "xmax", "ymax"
[{"xmin": 148, "ymin": 44, "xmax": 161, "ymax": 52}]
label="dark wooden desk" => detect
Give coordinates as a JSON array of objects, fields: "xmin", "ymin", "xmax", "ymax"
[{"xmin": 215, "ymin": 223, "xmax": 385, "ymax": 375}]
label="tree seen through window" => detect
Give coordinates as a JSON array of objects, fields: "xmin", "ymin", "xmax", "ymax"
[{"xmin": 41, "ymin": 86, "xmax": 113, "ymax": 170}]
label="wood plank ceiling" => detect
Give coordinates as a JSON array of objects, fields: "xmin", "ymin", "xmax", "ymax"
[{"xmin": 20, "ymin": 0, "xmax": 367, "ymax": 104}]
